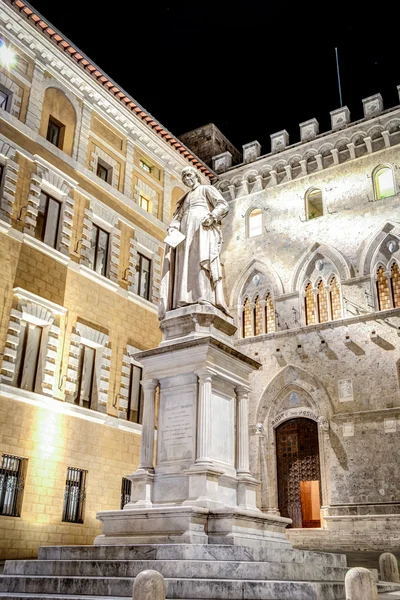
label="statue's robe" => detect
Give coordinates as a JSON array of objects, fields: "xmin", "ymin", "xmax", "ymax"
[{"xmin": 159, "ymin": 184, "xmax": 229, "ymax": 319}]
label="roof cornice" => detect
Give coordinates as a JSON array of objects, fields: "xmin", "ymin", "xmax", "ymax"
[{"xmin": 3, "ymin": 0, "xmax": 216, "ymax": 180}]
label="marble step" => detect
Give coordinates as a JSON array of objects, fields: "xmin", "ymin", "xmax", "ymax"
[
  {"xmin": 3, "ymin": 559, "xmax": 349, "ymax": 582},
  {"xmin": 37, "ymin": 544, "xmax": 347, "ymax": 567},
  {"xmin": 0, "ymin": 576, "xmax": 347, "ymax": 599}
]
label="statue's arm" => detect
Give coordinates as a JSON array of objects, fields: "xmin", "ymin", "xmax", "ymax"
[{"xmin": 205, "ymin": 186, "xmax": 229, "ymax": 222}]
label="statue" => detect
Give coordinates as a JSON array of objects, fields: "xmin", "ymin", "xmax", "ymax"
[{"xmin": 159, "ymin": 166, "xmax": 230, "ymax": 319}]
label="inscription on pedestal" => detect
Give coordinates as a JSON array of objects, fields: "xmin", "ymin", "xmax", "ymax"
[{"xmin": 159, "ymin": 388, "xmax": 196, "ymax": 463}]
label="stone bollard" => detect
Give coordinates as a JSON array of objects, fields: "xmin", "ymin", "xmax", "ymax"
[
  {"xmin": 133, "ymin": 569, "xmax": 166, "ymax": 600},
  {"xmin": 379, "ymin": 552, "xmax": 400, "ymax": 583},
  {"xmin": 345, "ymin": 567, "xmax": 378, "ymax": 600}
]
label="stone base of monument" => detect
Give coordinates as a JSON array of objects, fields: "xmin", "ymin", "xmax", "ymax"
[
  {"xmin": 95, "ymin": 304, "xmax": 294, "ymax": 549},
  {"xmin": 95, "ymin": 505, "xmax": 291, "ymax": 548}
]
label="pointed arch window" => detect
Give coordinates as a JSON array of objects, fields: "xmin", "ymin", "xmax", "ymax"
[
  {"xmin": 390, "ymin": 263, "xmax": 400, "ymax": 308},
  {"xmin": 248, "ymin": 208, "xmax": 263, "ymax": 237},
  {"xmin": 317, "ymin": 280, "xmax": 328, "ymax": 323},
  {"xmin": 374, "ymin": 166, "xmax": 395, "ymax": 200},
  {"xmin": 329, "ymin": 277, "xmax": 342, "ymax": 320},
  {"xmin": 242, "ymin": 298, "xmax": 253, "ymax": 338},
  {"xmin": 305, "ymin": 283, "xmax": 316, "ymax": 325},
  {"xmin": 376, "ymin": 266, "xmax": 391, "ymax": 311},
  {"xmin": 265, "ymin": 293, "xmax": 276, "ymax": 333},
  {"xmin": 305, "ymin": 188, "xmax": 323, "ymax": 220}
]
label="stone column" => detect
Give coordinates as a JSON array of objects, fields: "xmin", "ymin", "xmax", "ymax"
[
  {"xmin": 195, "ymin": 370, "xmax": 213, "ymax": 466},
  {"xmin": 236, "ymin": 386, "xmax": 251, "ymax": 476},
  {"xmin": 138, "ymin": 378, "xmax": 158, "ymax": 471}
]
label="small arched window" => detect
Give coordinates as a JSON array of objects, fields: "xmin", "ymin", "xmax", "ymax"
[
  {"xmin": 329, "ymin": 277, "xmax": 342, "ymax": 320},
  {"xmin": 248, "ymin": 208, "xmax": 263, "ymax": 237},
  {"xmin": 305, "ymin": 188, "xmax": 323, "ymax": 220},
  {"xmin": 317, "ymin": 280, "xmax": 328, "ymax": 323},
  {"xmin": 242, "ymin": 298, "xmax": 253, "ymax": 338},
  {"xmin": 265, "ymin": 293, "xmax": 275, "ymax": 333},
  {"xmin": 374, "ymin": 166, "xmax": 395, "ymax": 199},
  {"xmin": 376, "ymin": 266, "xmax": 391, "ymax": 311},
  {"xmin": 390, "ymin": 263, "xmax": 400, "ymax": 308},
  {"xmin": 305, "ymin": 283, "xmax": 316, "ymax": 325}
]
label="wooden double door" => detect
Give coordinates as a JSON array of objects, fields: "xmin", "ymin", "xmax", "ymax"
[{"xmin": 276, "ymin": 418, "xmax": 321, "ymax": 528}]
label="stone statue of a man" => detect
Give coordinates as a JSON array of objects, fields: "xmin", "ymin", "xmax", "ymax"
[{"xmin": 159, "ymin": 166, "xmax": 230, "ymax": 319}]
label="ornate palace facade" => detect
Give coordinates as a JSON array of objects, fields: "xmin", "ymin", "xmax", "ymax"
[{"xmin": 0, "ymin": 0, "xmax": 399, "ymax": 558}]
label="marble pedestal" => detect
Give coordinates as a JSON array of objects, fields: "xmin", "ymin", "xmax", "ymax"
[{"xmin": 95, "ymin": 305, "xmax": 291, "ymax": 547}]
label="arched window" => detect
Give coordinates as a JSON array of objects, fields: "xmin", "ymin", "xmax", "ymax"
[
  {"xmin": 242, "ymin": 298, "xmax": 253, "ymax": 338},
  {"xmin": 390, "ymin": 263, "xmax": 400, "ymax": 308},
  {"xmin": 248, "ymin": 208, "xmax": 262, "ymax": 237},
  {"xmin": 329, "ymin": 277, "xmax": 342, "ymax": 320},
  {"xmin": 317, "ymin": 280, "xmax": 328, "ymax": 323},
  {"xmin": 265, "ymin": 293, "xmax": 275, "ymax": 333},
  {"xmin": 305, "ymin": 188, "xmax": 323, "ymax": 220},
  {"xmin": 376, "ymin": 266, "xmax": 391, "ymax": 311},
  {"xmin": 374, "ymin": 166, "xmax": 395, "ymax": 199},
  {"xmin": 305, "ymin": 283, "xmax": 316, "ymax": 325},
  {"xmin": 254, "ymin": 296, "xmax": 263, "ymax": 336}
]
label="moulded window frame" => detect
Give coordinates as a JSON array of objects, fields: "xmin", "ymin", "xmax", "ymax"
[
  {"xmin": 305, "ymin": 187, "xmax": 324, "ymax": 221},
  {"xmin": 328, "ymin": 275, "xmax": 343, "ymax": 322},
  {"xmin": 372, "ymin": 164, "xmax": 396, "ymax": 201}
]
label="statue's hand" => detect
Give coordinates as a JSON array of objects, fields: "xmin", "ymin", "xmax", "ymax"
[{"xmin": 201, "ymin": 214, "xmax": 215, "ymax": 228}]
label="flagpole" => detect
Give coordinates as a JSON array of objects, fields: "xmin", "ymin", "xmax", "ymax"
[{"xmin": 335, "ymin": 47, "xmax": 343, "ymax": 107}]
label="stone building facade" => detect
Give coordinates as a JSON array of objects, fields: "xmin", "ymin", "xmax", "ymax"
[
  {"xmin": 0, "ymin": 0, "xmax": 211, "ymax": 559},
  {"xmin": 211, "ymin": 100, "xmax": 400, "ymax": 551},
  {"xmin": 1, "ymin": 0, "xmax": 400, "ymax": 559}
]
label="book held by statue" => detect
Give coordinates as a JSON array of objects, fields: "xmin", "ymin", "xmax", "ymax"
[{"xmin": 164, "ymin": 229, "xmax": 186, "ymax": 248}]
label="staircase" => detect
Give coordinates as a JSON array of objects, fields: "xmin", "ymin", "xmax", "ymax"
[{"xmin": 1, "ymin": 543, "xmax": 400, "ymax": 600}]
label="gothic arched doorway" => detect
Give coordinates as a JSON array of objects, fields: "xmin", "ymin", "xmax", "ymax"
[{"xmin": 276, "ymin": 418, "xmax": 321, "ymax": 528}]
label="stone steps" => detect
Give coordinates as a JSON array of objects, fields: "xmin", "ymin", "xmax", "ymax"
[
  {"xmin": 1, "ymin": 544, "xmax": 399, "ymax": 600},
  {"xmin": 0, "ymin": 576, "xmax": 346, "ymax": 599},
  {"xmin": 3, "ymin": 559, "xmax": 349, "ymax": 582},
  {"xmin": 37, "ymin": 543, "xmax": 347, "ymax": 567}
]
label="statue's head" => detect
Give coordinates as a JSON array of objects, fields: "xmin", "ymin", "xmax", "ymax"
[{"xmin": 181, "ymin": 166, "xmax": 201, "ymax": 190}]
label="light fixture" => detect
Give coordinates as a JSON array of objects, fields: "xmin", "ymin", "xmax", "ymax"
[{"xmin": 0, "ymin": 39, "xmax": 16, "ymax": 69}]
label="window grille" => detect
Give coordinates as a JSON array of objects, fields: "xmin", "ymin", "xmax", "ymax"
[
  {"xmin": 120, "ymin": 477, "xmax": 132, "ymax": 509},
  {"xmin": 0, "ymin": 454, "xmax": 27, "ymax": 517},
  {"xmin": 62, "ymin": 467, "xmax": 87, "ymax": 523}
]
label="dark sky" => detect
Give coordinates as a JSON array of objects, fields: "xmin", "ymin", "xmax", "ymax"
[{"xmin": 26, "ymin": 1, "xmax": 400, "ymax": 155}]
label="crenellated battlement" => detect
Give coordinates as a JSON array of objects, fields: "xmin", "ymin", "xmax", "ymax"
[{"xmin": 213, "ymin": 89, "xmax": 400, "ymax": 200}]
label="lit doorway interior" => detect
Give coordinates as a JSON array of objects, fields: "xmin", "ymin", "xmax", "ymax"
[{"xmin": 276, "ymin": 418, "xmax": 321, "ymax": 528}]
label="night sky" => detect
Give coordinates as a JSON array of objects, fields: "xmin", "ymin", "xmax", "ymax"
[{"xmin": 24, "ymin": 1, "xmax": 400, "ymax": 155}]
